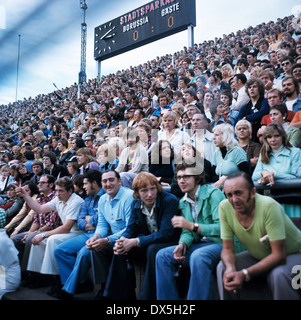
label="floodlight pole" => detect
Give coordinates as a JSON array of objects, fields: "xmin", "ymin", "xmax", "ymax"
[
  {"xmin": 79, "ymin": 0, "xmax": 88, "ymax": 84},
  {"xmin": 15, "ymin": 34, "xmax": 21, "ymax": 102}
]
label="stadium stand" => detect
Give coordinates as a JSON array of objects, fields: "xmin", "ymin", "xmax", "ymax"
[{"xmin": 1, "ymin": 13, "xmax": 301, "ymax": 300}]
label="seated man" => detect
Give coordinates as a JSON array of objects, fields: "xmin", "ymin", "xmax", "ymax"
[
  {"xmin": 156, "ymin": 162, "xmax": 225, "ymax": 300},
  {"xmin": 217, "ymin": 172, "xmax": 301, "ymax": 300},
  {"xmin": 12, "ymin": 174, "xmax": 59, "ymax": 286},
  {"xmin": 53, "ymin": 170, "xmax": 105, "ymax": 299},
  {"xmin": 86, "ymin": 170, "xmax": 134, "ymax": 299},
  {"xmin": 104, "ymin": 172, "xmax": 180, "ymax": 300},
  {"xmin": 16, "ymin": 177, "xmax": 84, "ymax": 292}
]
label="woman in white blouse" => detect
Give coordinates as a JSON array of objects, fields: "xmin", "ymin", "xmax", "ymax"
[{"xmin": 157, "ymin": 111, "xmax": 190, "ymax": 155}]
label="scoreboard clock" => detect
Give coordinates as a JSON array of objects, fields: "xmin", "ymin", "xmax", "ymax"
[{"xmin": 94, "ymin": 0, "xmax": 196, "ymax": 61}]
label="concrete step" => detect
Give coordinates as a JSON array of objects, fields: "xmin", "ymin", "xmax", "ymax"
[{"xmin": 2, "ymin": 285, "xmax": 97, "ymax": 300}]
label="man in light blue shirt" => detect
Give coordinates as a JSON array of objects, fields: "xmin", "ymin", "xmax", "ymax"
[{"xmin": 87, "ymin": 170, "xmax": 134, "ymax": 299}]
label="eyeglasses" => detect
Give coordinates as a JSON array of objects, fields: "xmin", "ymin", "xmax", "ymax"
[
  {"xmin": 293, "ymin": 69, "xmax": 301, "ymax": 74},
  {"xmin": 175, "ymin": 175, "xmax": 194, "ymax": 182},
  {"xmin": 90, "ymin": 122, "xmax": 96, "ymax": 125},
  {"xmin": 85, "ymin": 139, "xmax": 92, "ymax": 142},
  {"xmin": 281, "ymin": 62, "xmax": 290, "ymax": 66}
]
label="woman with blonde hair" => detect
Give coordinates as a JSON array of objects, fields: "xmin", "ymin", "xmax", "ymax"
[
  {"xmin": 107, "ymin": 136, "xmax": 125, "ymax": 158},
  {"xmin": 32, "ymin": 147, "xmax": 43, "ymax": 161},
  {"xmin": 97, "ymin": 143, "xmax": 119, "ymax": 171},
  {"xmin": 221, "ymin": 63, "xmax": 234, "ymax": 83},
  {"xmin": 212, "ymin": 123, "xmax": 249, "ymax": 189},
  {"xmin": 115, "ymin": 127, "xmax": 149, "ymax": 188},
  {"xmin": 0, "ymin": 164, "xmax": 16, "ymax": 194},
  {"xmin": 33, "ymin": 130, "xmax": 47, "ymax": 149},
  {"xmin": 157, "ymin": 111, "xmax": 190, "ymax": 154}
]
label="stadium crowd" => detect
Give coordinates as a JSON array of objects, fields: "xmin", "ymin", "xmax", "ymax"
[{"xmin": 0, "ymin": 13, "xmax": 301, "ymax": 300}]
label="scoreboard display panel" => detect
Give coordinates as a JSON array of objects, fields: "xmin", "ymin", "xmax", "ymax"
[{"xmin": 94, "ymin": 0, "xmax": 196, "ymax": 61}]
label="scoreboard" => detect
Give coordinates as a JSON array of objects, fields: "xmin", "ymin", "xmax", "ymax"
[{"xmin": 94, "ymin": 0, "xmax": 196, "ymax": 61}]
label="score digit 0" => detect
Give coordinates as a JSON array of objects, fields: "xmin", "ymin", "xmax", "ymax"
[
  {"xmin": 133, "ymin": 30, "xmax": 138, "ymax": 41},
  {"xmin": 168, "ymin": 16, "xmax": 174, "ymax": 28}
]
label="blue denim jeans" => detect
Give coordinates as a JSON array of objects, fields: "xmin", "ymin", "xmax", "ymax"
[
  {"xmin": 54, "ymin": 232, "xmax": 93, "ymax": 294},
  {"xmin": 156, "ymin": 240, "xmax": 222, "ymax": 300}
]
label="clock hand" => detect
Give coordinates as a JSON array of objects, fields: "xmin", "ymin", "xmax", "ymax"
[
  {"xmin": 105, "ymin": 33, "xmax": 115, "ymax": 39},
  {"xmin": 100, "ymin": 28, "xmax": 113, "ymax": 40},
  {"xmin": 100, "ymin": 26, "xmax": 116, "ymax": 40}
]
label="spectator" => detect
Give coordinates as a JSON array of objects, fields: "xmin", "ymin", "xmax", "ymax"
[
  {"xmin": 212, "ymin": 123, "xmax": 249, "ymax": 189},
  {"xmin": 0, "ymin": 164, "xmax": 16, "ymax": 194},
  {"xmin": 282, "ymin": 76, "xmax": 301, "ymax": 113},
  {"xmin": 14, "ymin": 163, "xmax": 34, "ymax": 185},
  {"xmin": 115, "ymin": 127, "xmax": 149, "ymax": 188},
  {"xmin": 156, "ymin": 162, "xmax": 225, "ymax": 300},
  {"xmin": 32, "ymin": 147, "xmax": 43, "ymax": 162},
  {"xmin": 22, "ymin": 150, "xmax": 35, "ymax": 173},
  {"xmin": 16, "ymin": 176, "xmax": 84, "ymax": 293},
  {"xmin": 87, "ymin": 170, "xmax": 134, "ymax": 300},
  {"xmin": 208, "ymin": 100, "xmax": 232, "ymax": 132},
  {"xmin": 237, "ymin": 78, "xmax": 270, "ymax": 141},
  {"xmin": 269, "ymin": 103, "xmax": 301, "ymax": 148},
  {"xmin": 53, "ymin": 170, "xmax": 105, "ymax": 299},
  {"xmin": 0, "ymin": 183, "xmax": 24, "ymax": 225},
  {"xmin": 106, "ymin": 172, "xmax": 179, "ymax": 300},
  {"xmin": 76, "ymin": 147, "xmax": 100, "ymax": 175},
  {"xmin": 57, "ymin": 138, "xmax": 74, "ymax": 167},
  {"xmin": 219, "ymin": 90, "xmax": 239, "ymax": 125},
  {"xmin": 149, "ymin": 140, "xmax": 175, "ymax": 187},
  {"xmin": 157, "ymin": 111, "xmax": 190, "ymax": 155},
  {"xmin": 235, "ymin": 120, "xmax": 261, "ymax": 171},
  {"xmin": 42, "ymin": 151, "xmax": 69, "ymax": 179},
  {"xmin": 66, "ymin": 156, "xmax": 80, "ymax": 179},
  {"xmin": 5, "ymin": 180, "xmax": 40, "ymax": 238},
  {"xmin": 217, "ymin": 172, "xmax": 301, "ymax": 300},
  {"xmin": 0, "ymin": 229, "xmax": 21, "ymax": 299},
  {"xmin": 252, "ymin": 123, "xmax": 301, "ymax": 218},
  {"xmin": 230, "ymin": 73, "xmax": 250, "ymax": 111},
  {"xmin": 97, "ymin": 143, "xmax": 119, "ymax": 172}
]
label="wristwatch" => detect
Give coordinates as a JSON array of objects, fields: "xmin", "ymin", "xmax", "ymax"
[
  {"xmin": 242, "ymin": 268, "xmax": 250, "ymax": 282},
  {"xmin": 41, "ymin": 232, "xmax": 46, "ymax": 239},
  {"xmin": 192, "ymin": 223, "xmax": 199, "ymax": 233}
]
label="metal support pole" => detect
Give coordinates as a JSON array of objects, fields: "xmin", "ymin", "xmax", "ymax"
[
  {"xmin": 187, "ymin": 24, "xmax": 194, "ymax": 49},
  {"xmin": 97, "ymin": 60, "xmax": 101, "ymax": 86}
]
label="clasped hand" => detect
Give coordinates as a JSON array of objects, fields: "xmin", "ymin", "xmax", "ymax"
[{"xmin": 113, "ymin": 237, "xmax": 137, "ymax": 255}]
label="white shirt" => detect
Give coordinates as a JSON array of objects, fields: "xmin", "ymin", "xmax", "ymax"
[
  {"xmin": 183, "ymin": 185, "xmax": 200, "ymax": 223},
  {"xmin": 158, "ymin": 128, "xmax": 190, "ymax": 154},
  {"xmin": 232, "ymin": 86, "xmax": 250, "ymax": 111},
  {"xmin": 47, "ymin": 193, "xmax": 84, "ymax": 232},
  {"xmin": 141, "ymin": 201, "xmax": 158, "ymax": 233}
]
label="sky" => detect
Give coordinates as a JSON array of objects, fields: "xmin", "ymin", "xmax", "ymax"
[{"xmin": 0, "ymin": 0, "xmax": 301, "ymax": 105}]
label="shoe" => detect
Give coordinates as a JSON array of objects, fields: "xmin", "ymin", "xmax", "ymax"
[
  {"xmin": 75, "ymin": 278, "xmax": 94, "ymax": 294},
  {"xmin": 28, "ymin": 274, "xmax": 53, "ymax": 289},
  {"xmin": 21, "ymin": 272, "xmax": 37, "ymax": 287},
  {"xmin": 47, "ymin": 276, "xmax": 63, "ymax": 298},
  {"xmin": 57, "ymin": 289, "xmax": 73, "ymax": 300}
]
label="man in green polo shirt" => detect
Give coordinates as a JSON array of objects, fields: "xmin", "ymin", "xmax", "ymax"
[{"xmin": 217, "ymin": 172, "xmax": 301, "ymax": 300}]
